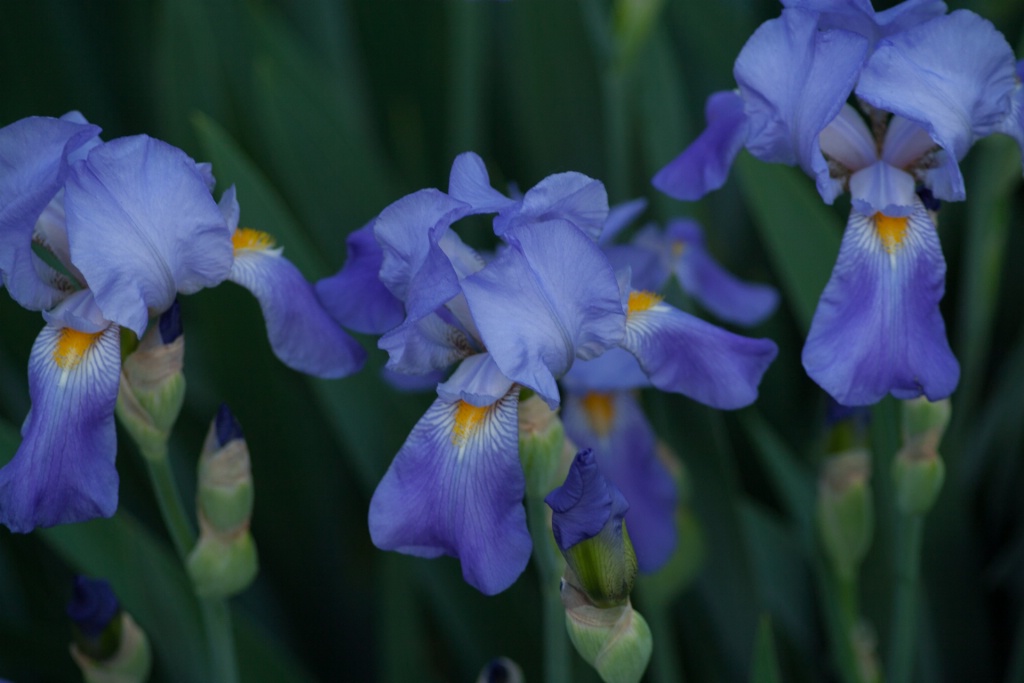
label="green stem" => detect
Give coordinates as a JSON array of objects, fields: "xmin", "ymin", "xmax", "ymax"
[
  {"xmin": 527, "ymin": 494, "xmax": 571, "ymax": 683},
  {"xmin": 142, "ymin": 447, "xmax": 239, "ymax": 683},
  {"xmin": 888, "ymin": 513, "xmax": 925, "ymax": 683},
  {"xmin": 641, "ymin": 592, "xmax": 685, "ymax": 683}
]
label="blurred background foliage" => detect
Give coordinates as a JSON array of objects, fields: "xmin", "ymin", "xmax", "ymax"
[{"xmin": 1, "ymin": 0, "xmax": 1024, "ymax": 681}]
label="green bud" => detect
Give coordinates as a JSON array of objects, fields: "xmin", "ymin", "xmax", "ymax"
[
  {"xmin": 70, "ymin": 613, "xmax": 152, "ymax": 683},
  {"xmin": 197, "ymin": 434, "xmax": 254, "ymax": 536},
  {"xmin": 901, "ymin": 397, "xmax": 951, "ymax": 448},
  {"xmin": 817, "ymin": 449, "xmax": 874, "ymax": 580},
  {"xmin": 115, "ymin": 323, "xmax": 186, "ymax": 461},
  {"xmin": 563, "ymin": 581, "xmax": 653, "ymax": 683},
  {"xmin": 518, "ymin": 393, "xmax": 566, "ymax": 498},
  {"xmin": 563, "ymin": 523, "xmax": 638, "ymax": 608},
  {"xmin": 891, "ymin": 397, "xmax": 949, "ymax": 515},
  {"xmin": 186, "ymin": 529, "xmax": 259, "ymax": 598}
]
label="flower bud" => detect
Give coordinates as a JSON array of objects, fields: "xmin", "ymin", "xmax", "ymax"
[
  {"xmin": 892, "ymin": 398, "xmax": 949, "ymax": 515},
  {"xmin": 562, "ymin": 581, "xmax": 653, "ymax": 683},
  {"xmin": 186, "ymin": 529, "xmax": 259, "ymax": 598},
  {"xmin": 817, "ymin": 449, "xmax": 873, "ymax": 580},
  {"xmin": 547, "ymin": 450, "xmax": 637, "ymax": 607},
  {"xmin": 518, "ymin": 392, "xmax": 566, "ymax": 498},
  {"xmin": 475, "ymin": 657, "xmax": 524, "ymax": 683},
  {"xmin": 67, "ymin": 577, "xmax": 151, "ymax": 683},
  {"xmin": 115, "ymin": 300, "xmax": 186, "ymax": 460}
]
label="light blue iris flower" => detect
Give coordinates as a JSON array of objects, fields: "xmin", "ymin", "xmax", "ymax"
[{"xmin": 653, "ymin": 1, "xmax": 1024, "ymax": 405}]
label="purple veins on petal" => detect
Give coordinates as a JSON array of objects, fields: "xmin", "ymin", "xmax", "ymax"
[
  {"xmin": 621, "ymin": 291, "xmax": 778, "ymax": 409},
  {"xmin": 368, "ymin": 389, "xmax": 531, "ymax": 595},
  {"xmin": 802, "ymin": 201, "xmax": 958, "ymax": 406},
  {"xmin": 0, "ymin": 323, "xmax": 121, "ymax": 533}
]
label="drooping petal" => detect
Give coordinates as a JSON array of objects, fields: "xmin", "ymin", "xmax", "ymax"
[
  {"xmin": 0, "ymin": 115, "xmax": 101, "ymax": 310},
  {"xmin": 368, "ymin": 390, "xmax": 530, "ymax": 595},
  {"xmin": 562, "ymin": 391, "xmax": 677, "ymax": 572},
  {"xmin": 315, "ymin": 222, "xmax": 405, "ymax": 335},
  {"xmin": 448, "ymin": 152, "xmax": 517, "ymax": 213},
  {"xmin": 64, "ymin": 135, "xmax": 233, "ymax": 336},
  {"xmin": 494, "ymin": 172, "xmax": 609, "ymax": 241},
  {"xmin": 621, "ymin": 292, "xmax": 778, "ymax": 409},
  {"xmin": 436, "ymin": 353, "xmax": 516, "ymax": 406},
  {"xmin": 462, "ymin": 219, "xmax": 625, "ymax": 407},
  {"xmin": 0, "ymin": 323, "xmax": 120, "ymax": 532},
  {"xmin": 735, "ymin": 9, "xmax": 869, "ymax": 203},
  {"xmin": 857, "ymin": 10, "xmax": 1017, "ymax": 201},
  {"xmin": 229, "ymin": 244, "xmax": 366, "ymax": 378},
  {"xmin": 666, "ymin": 219, "xmax": 779, "ymax": 326},
  {"xmin": 996, "ymin": 62, "xmax": 1024, "ymax": 172},
  {"xmin": 802, "ymin": 204, "xmax": 959, "ymax": 405},
  {"xmin": 652, "ymin": 90, "xmax": 749, "ymax": 201},
  {"xmin": 561, "ymin": 347, "xmax": 652, "ymax": 393},
  {"xmin": 601, "ymin": 198, "xmax": 648, "ymax": 245}
]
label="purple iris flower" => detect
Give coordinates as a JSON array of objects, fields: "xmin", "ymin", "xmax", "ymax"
[
  {"xmin": 653, "ymin": 2, "xmax": 1024, "ymax": 405},
  {"xmin": 350, "ymin": 153, "xmax": 777, "ymax": 594},
  {"xmin": 0, "ymin": 114, "xmax": 362, "ymax": 533}
]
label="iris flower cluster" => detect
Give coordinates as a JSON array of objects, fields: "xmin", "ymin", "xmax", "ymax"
[
  {"xmin": 654, "ymin": 0, "xmax": 1024, "ymax": 405},
  {"xmin": 0, "ymin": 113, "xmax": 364, "ymax": 533},
  {"xmin": 321, "ymin": 152, "xmax": 778, "ymax": 594}
]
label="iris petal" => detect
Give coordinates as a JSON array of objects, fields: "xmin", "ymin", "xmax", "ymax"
[
  {"xmin": 229, "ymin": 248, "xmax": 366, "ymax": 378},
  {"xmin": 448, "ymin": 152, "xmax": 517, "ymax": 213},
  {"xmin": 494, "ymin": 173, "xmax": 609, "ymax": 242},
  {"xmin": 802, "ymin": 203, "xmax": 959, "ymax": 405},
  {"xmin": 368, "ymin": 390, "xmax": 530, "ymax": 595},
  {"xmin": 0, "ymin": 323, "xmax": 120, "ymax": 532}
]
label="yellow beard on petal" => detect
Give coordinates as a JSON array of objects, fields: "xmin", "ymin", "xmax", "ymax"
[
  {"xmin": 232, "ymin": 228, "xmax": 276, "ymax": 253},
  {"xmin": 627, "ymin": 290, "xmax": 663, "ymax": 317},
  {"xmin": 452, "ymin": 401, "xmax": 489, "ymax": 446},
  {"xmin": 53, "ymin": 328, "xmax": 102, "ymax": 370},
  {"xmin": 581, "ymin": 392, "xmax": 616, "ymax": 437},
  {"xmin": 874, "ymin": 214, "xmax": 908, "ymax": 254}
]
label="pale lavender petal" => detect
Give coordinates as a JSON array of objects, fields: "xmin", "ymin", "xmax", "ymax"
[
  {"xmin": 315, "ymin": 223, "xmax": 405, "ymax": 335},
  {"xmin": 494, "ymin": 173, "xmax": 609, "ymax": 241},
  {"xmin": 819, "ymin": 104, "xmax": 877, "ymax": 172},
  {"xmin": 735, "ymin": 10, "xmax": 869, "ymax": 203},
  {"xmin": 229, "ymin": 248, "xmax": 365, "ymax": 378},
  {"xmin": 436, "ymin": 353, "xmax": 515, "ymax": 406},
  {"xmin": 562, "ymin": 391, "xmax": 677, "ymax": 572},
  {"xmin": 368, "ymin": 390, "xmax": 531, "ymax": 595},
  {"xmin": 782, "ymin": 0, "xmax": 947, "ymax": 42},
  {"xmin": 561, "ymin": 347, "xmax": 652, "ymax": 393},
  {"xmin": 379, "ymin": 312, "xmax": 473, "ymax": 375},
  {"xmin": 41, "ymin": 289, "xmax": 108, "ymax": 334},
  {"xmin": 653, "ymin": 90, "xmax": 749, "ymax": 201},
  {"xmin": 848, "ymin": 161, "xmax": 917, "ymax": 217},
  {"xmin": 857, "ymin": 11, "xmax": 1017, "ymax": 201},
  {"xmin": 448, "ymin": 152, "xmax": 516, "ymax": 213},
  {"xmin": 601, "ymin": 198, "xmax": 648, "ymax": 245},
  {"xmin": 802, "ymin": 203, "xmax": 959, "ymax": 405},
  {"xmin": 65, "ymin": 136, "xmax": 233, "ymax": 336},
  {"xmin": 462, "ymin": 219, "xmax": 625, "ymax": 407},
  {"xmin": 622, "ymin": 296, "xmax": 778, "ymax": 409},
  {"xmin": 995, "ymin": 63, "xmax": 1024, "ymax": 170},
  {"xmin": 0, "ymin": 116, "xmax": 100, "ymax": 310},
  {"xmin": 0, "ymin": 323, "xmax": 120, "ymax": 532}
]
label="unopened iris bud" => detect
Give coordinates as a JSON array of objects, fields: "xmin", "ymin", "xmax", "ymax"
[
  {"xmin": 893, "ymin": 398, "xmax": 950, "ymax": 515},
  {"xmin": 187, "ymin": 404, "xmax": 258, "ymax": 598},
  {"xmin": 67, "ymin": 576, "xmax": 151, "ymax": 683},
  {"xmin": 817, "ymin": 449, "xmax": 874, "ymax": 581},
  {"xmin": 546, "ymin": 449, "xmax": 637, "ymax": 608},
  {"xmin": 562, "ymin": 580, "xmax": 653, "ymax": 683},
  {"xmin": 116, "ymin": 300, "xmax": 186, "ymax": 460},
  {"xmin": 475, "ymin": 657, "xmax": 524, "ymax": 683},
  {"xmin": 518, "ymin": 391, "xmax": 566, "ymax": 498}
]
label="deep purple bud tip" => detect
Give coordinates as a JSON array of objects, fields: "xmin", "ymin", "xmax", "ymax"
[
  {"xmin": 215, "ymin": 403, "xmax": 244, "ymax": 447},
  {"xmin": 158, "ymin": 299, "xmax": 184, "ymax": 344},
  {"xmin": 67, "ymin": 576, "xmax": 120, "ymax": 637},
  {"xmin": 484, "ymin": 659, "xmax": 513, "ymax": 683}
]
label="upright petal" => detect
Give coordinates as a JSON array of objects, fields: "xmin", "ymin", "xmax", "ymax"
[
  {"xmin": 462, "ymin": 219, "xmax": 625, "ymax": 406},
  {"xmin": 315, "ymin": 223, "xmax": 405, "ymax": 335},
  {"xmin": 735, "ymin": 10, "xmax": 869, "ymax": 203},
  {"xmin": 0, "ymin": 115, "xmax": 101, "ymax": 310},
  {"xmin": 621, "ymin": 292, "xmax": 778, "ymax": 409},
  {"xmin": 378, "ymin": 311, "xmax": 474, "ymax": 375},
  {"xmin": 64, "ymin": 136, "xmax": 233, "ymax": 336},
  {"xmin": 494, "ymin": 172, "xmax": 609, "ymax": 241},
  {"xmin": 562, "ymin": 391, "xmax": 677, "ymax": 572},
  {"xmin": 857, "ymin": 11, "xmax": 1017, "ymax": 201},
  {"xmin": 368, "ymin": 390, "xmax": 531, "ymax": 595},
  {"xmin": 229, "ymin": 242, "xmax": 365, "ymax": 379},
  {"xmin": 652, "ymin": 90, "xmax": 749, "ymax": 201},
  {"xmin": 448, "ymin": 152, "xmax": 517, "ymax": 213},
  {"xmin": 782, "ymin": 0, "xmax": 947, "ymax": 43},
  {"xmin": 0, "ymin": 323, "xmax": 120, "ymax": 532},
  {"xmin": 802, "ymin": 204, "xmax": 959, "ymax": 405}
]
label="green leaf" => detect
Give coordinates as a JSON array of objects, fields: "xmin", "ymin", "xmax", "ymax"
[
  {"xmin": 736, "ymin": 154, "xmax": 843, "ymax": 332},
  {"xmin": 750, "ymin": 616, "xmax": 783, "ymax": 683}
]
